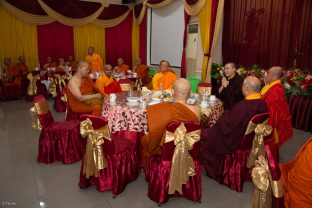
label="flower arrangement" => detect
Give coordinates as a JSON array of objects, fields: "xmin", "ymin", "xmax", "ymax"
[{"xmin": 211, "ymin": 63, "xmax": 312, "ymax": 97}]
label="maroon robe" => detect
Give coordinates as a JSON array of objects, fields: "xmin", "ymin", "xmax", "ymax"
[
  {"xmin": 216, "ymin": 73, "xmax": 244, "ymax": 110},
  {"xmin": 200, "ymin": 98, "xmax": 268, "ymax": 179}
]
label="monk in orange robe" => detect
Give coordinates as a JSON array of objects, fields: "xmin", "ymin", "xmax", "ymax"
[
  {"xmin": 114, "ymin": 58, "xmax": 130, "ymax": 74},
  {"xmin": 85, "ymin": 47, "xmax": 103, "ymax": 73},
  {"xmin": 260, "ymin": 66, "xmax": 293, "ymax": 159},
  {"xmin": 3, "ymin": 57, "xmax": 22, "ymax": 86},
  {"xmin": 17, "ymin": 56, "xmax": 30, "ymax": 75},
  {"xmin": 95, "ymin": 64, "xmax": 121, "ymax": 96},
  {"xmin": 133, "ymin": 58, "xmax": 149, "ymax": 85},
  {"xmin": 43, "ymin": 56, "xmax": 57, "ymax": 70},
  {"xmin": 152, "ymin": 60, "xmax": 177, "ymax": 91},
  {"xmin": 67, "ymin": 61, "xmax": 105, "ymax": 116},
  {"xmin": 65, "ymin": 55, "xmax": 78, "ymax": 71},
  {"xmin": 55, "ymin": 58, "xmax": 66, "ymax": 74},
  {"xmin": 280, "ymin": 137, "xmax": 312, "ymax": 208},
  {"xmin": 141, "ymin": 78, "xmax": 200, "ymax": 168}
]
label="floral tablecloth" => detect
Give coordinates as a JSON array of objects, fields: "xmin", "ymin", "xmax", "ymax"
[
  {"xmin": 102, "ymin": 92, "xmax": 148, "ymax": 134},
  {"xmin": 200, "ymin": 99, "xmax": 224, "ymax": 128}
]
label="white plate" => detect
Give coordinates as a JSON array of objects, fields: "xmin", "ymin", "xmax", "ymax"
[
  {"xmin": 126, "ymin": 102, "xmax": 140, "ymax": 107},
  {"xmin": 148, "ymin": 101, "xmax": 161, "ymax": 106},
  {"xmin": 127, "ymin": 96, "xmax": 140, "ymax": 103},
  {"xmin": 151, "ymin": 97, "xmax": 162, "ymax": 102}
]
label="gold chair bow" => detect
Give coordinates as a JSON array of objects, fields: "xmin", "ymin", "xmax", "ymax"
[
  {"xmin": 80, "ymin": 118, "xmax": 111, "ymax": 179},
  {"xmin": 246, "ymin": 122, "xmax": 284, "ymax": 208},
  {"xmin": 48, "ymin": 77, "xmax": 57, "ymax": 97},
  {"xmin": 27, "ymin": 73, "xmax": 40, "ymax": 96},
  {"xmin": 29, "ymin": 106, "xmax": 42, "ymax": 130},
  {"xmin": 164, "ymin": 123, "xmax": 200, "ymax": 194}
]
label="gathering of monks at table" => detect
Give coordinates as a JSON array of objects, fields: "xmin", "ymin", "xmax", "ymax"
[{"xmin": 1, "ymin": 45, "xmax": 312, "ymax": 207}]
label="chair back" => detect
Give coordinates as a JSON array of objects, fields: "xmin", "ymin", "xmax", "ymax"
[
  {"xmin": 80, "ymin": 114, "xmax": 108, "ymax": 130},
  {"xmin": 187, "ymin": 77, "xmax": 200, "ymax": 93},
  {"xmin": 197, "ymin": 82, "xmax": 212, "ymax": 95},
  {"xmin": 33, "ymin": 95, "xmax": 54, "ymax": 128},
  {"xmin": 161, "ymin": 121, "xmax": 200, "ymax": 161}
]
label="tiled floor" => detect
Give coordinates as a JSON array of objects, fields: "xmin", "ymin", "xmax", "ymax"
[{"xmin": 0, "ymin": 99, "xmax": 311, "ymax": 208}]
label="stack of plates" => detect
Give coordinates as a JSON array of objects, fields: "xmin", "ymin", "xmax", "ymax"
[{"xmin": 126, "ymin": 96, "xmax": 140, "ymax": 107}]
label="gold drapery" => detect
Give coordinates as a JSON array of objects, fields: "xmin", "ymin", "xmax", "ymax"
[
  {"xmin": 183, "ymin": 0, "xmax": 206, "ymax": 16},
  {"xmin": 91, "ymin": 10, "xmax": 131, "ymax": 28},
  {"xmin": 199, "ymin": 0, "xmax": 212, "ymax": 82},
  {"xmin": 146, "ymin": 0, "xmax": 173, "ymax": 9},
  {"xmin": 37, "ymin": 0, "xmax": 106, "ymax": 27},
  {"xmin": 132, "ymin": 15, "xmax": 140, "ymax": 67},
  {"xmin": 205, "ymin": 0, "xmax": 224, "ymax": 83},
  {"xmin": 134, "ymin": 3, "xmax": 147, "ymax": 25},
  {"xmin": 164, "ymin": 123, "xmax": 200, "ymax": 194},
  {"xmin": 80, "ymin": 118, "xmax": 111, "ymax": 179},
  {"xmin": 0, "ymin": 0, "xmax": 54, "ymax": 25},
  {"xmin": 73, "ymin": 24, "xmax": 105, "ymax": 63},
  {"xmin": 0, "ymin": 4, "xmax": 39, "ymax": 69},
  {"xmin": 29, "ymin": 107, "xmax": 42, "ymax": 130}
]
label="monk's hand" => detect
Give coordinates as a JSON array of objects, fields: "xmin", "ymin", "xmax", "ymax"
[
  {"xmin": 95, "ymin": 93, "xmax": 103, "ymax": 99},
  {"xmin": 221, "ymin": 77, "xmax": 229, "ymax": 88}
]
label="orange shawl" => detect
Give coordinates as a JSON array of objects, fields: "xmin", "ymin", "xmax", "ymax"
[
  {"xmin": 152, "ymin": 70, "xmax": 177, "ymax": 90},
  {"xmin": 85, "ymin": 53, "xmax": 103, "ymax": 73},
  {"xmin": 116, "ymin": 64, "xmax": 129, "ymax": 74}
]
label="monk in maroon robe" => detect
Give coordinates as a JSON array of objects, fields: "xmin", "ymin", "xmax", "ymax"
[
  {"xmin": 201, "ymin": 76, "xmax": 268, "ymax": 179},
  {"xmin": 216, "ymin": 63, "xmax": 244, "ymax": 110},
  {"xmin": 260, "ymin": 66, "xmax": 293, "ymax": 159}
]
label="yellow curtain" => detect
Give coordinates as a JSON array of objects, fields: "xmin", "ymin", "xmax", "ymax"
[
  {"xmin": 132, "ymin": 14, "xmax": 140, "ymax": 67},
  {"xmin": 199, "ymin": 0, "xmax": 212, "ymax": 82},
  {"xmin": 206, "ymin": 0, "xmax": 224, "ymax": 83},
  {"xmin": 0, "ymin": 5, "xmax": 38, "ymax": 69},
  {"xmin": 73, "ymin": 24, "xmax": 105, "ymax": 64}
]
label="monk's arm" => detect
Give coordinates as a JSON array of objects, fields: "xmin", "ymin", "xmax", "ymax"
[{"xmin": 68, "ymin": 80, "xmax": 102, "ymax": 102}]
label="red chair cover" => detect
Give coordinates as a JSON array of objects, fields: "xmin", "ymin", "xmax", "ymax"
[
  {"xmin": 0, "ymin": 79, "xmax": 22, "ymax": 101},
  {"xmin": 145, "ymin": 121, "xmax": 201, "ymax": 204},
  {"xmin": 65, "ymin": 101, "xmax": 82, "ymax": 121},
  {"xmin": 25, "ymin": 80, "xmax": 48, "ymax": 102},
  {"xmin": 220, "ymin": 113, "xmax": 270, "ymax": 192},
  {"xmin": 79, "ymin": 114, "xmax": 140, "ymax": 195},
  {"xmin": 53, "ymin": 85, "xmax": 66, "ymax": 112},
  {"xmin": 33, "ymin": 95, "xmax": 83, "ymax": 164}
]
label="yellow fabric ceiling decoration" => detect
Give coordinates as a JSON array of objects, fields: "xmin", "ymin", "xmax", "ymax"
[
  {"xmin": 183, "ymin": 0, "xmax": 206, "ymax": 16},
  {"xmin": 0, "ymin": 4, "xmax": 39, "ymax": 69},
  {"xmin": 73, "ymin": 24, "xmax": 105, "ymax": 64},
  {"xmin": 134, "ymin": 3, "xmax": 147, "ymax": 26},
  {"xmin": 91, "ymin": 10, "xmax": 131, "ymax": 28},
  {"xmin": 37, "ymin": 0, "xmax": 106, "ymax": 27},
  {"xmin": 146, "ymin": 0, "xmax": 173, "ymax": 9},
  {"xmin": 0, "ymin": 0, "xmax": 54, "ymax": 25}
]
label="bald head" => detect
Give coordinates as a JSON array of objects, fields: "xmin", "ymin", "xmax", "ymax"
[
  {"xmin": 242, "ymin": 76, "xmax": 262, "ymax": 96},
  {"xmin": 265, "ymin": 66, "xmax": 283, "ymax": 84},
  {"xmin": 173, "ymin": 78, "xmax": 192, "ymax": 100}
]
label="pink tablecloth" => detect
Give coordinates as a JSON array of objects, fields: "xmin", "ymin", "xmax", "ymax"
[{"xmin": 102, "ymin": 92, "xmax": 148, "ymax": 134}]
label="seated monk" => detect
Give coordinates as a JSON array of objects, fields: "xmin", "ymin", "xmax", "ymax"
[
  {"xmin": 67, "ymin": 61, "xmax": 105, "ymax": 116},
  {"xmin": 280, "ymin": 137, "xmax": 312, "ymax": 208},
  {"xmin": 3, "ymin": 57, "xmax": 21, "ymax": 86},
  {"xmin": 141, "ymin": 78, "xmax": 200, "ymax": 168},
  {"xmin": 65, "ymin": 55, "xmax": 78, "ymax": 69},
  {"xmin": 43, "ymin": 56, "xmax": 57, "ymax": 70},
  {"xmin": 200, "ymin": 76, "xmax": 268, "ymax": 179},
  {"xmin": 85, "ymin": 46, "xmax": 103, "ymax": 73},
  {"xmin": 133, "ymin": 58, "xmax": 149, "ymax": 85},
  {"xmin": 261, "ymin": 66, "xmax": 293, "ymax": 159},
  {"xmin": 17, "ymin": 56, "xmax": 30, "ymax": 75},
  {"xmin": 55, "ymin": 58, "xmax": 66, "ymax": 74},
  {"xmin": 95, "ymin": 64, "xmax": 121, "ymax": 96},
  {"xmin": 152, "ymin": 60, "xmax": 177, "ymax": 91},
  {"xmin": 114, "ymin": 58, "xmax": 130, "ymax": 74}
]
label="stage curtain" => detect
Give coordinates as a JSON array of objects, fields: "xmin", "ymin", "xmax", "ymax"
[
  {"xmin": 180, "ymin": 11, "xmax": 190, "ymax": 78},
  {"xmin": 0, "ymin": 0, "xmax": 53, "ymax": 25},
  {"xmin": 0, "ymin": 4, "xmax": 39, "ymax": 69},
  {"xmin": 132, "ymin": 15, "xmax": 140, "ymax": 67},
  {"xmin": 73, "ymin": 24, "xmax": 105, "ymax": 64},
  {"xmin": 105, "ymin": 13, "xmax": 133, "ymax": 67},
  {"xmin": 139, "ymin": 11, "xmax": 147, "ymax": 64},
  {"xmin": 37, "ymin": 21, "xmax": 74, "ymax": 65},
  {"xmin": 199, "ymin": 0, "xmax": 212, "ymax": 82},
  {"xmin": 205, "ymin": 0, "xmax": 224, "ymax": 83},
  {"xmin": 183, "ymin": 0, "xmax": 206, "ymax": 15}
]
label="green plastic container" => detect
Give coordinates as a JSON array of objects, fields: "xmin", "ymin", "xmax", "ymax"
[
  {"xmin": 187, "ymin": 76, "xmax": 201, "ymax": 93},
  {"xmin": 148, "ymin": 69, "xmax": 157, "ymax": 77}
]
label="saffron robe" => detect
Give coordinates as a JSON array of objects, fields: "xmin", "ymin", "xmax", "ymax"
[
  {"xmin": 152, "ymin": 70, "xmax": 177, "ymax": 91},
  {"xmin": 95, "ymin": 73, "xmax": 121, "ymax": 95},
  {"xmin": 280, "ymin": 137, "xmax": 312, "ymax": 208},
  {"xmin": 17, "ymin": 63, "xmax": 30, "ymax": 75},
  {"xmin": 140, "ymin": 102, "xmax": 199, "ymax": 168},
  {"xmin": 116, "ymin": 64, "xmax": 130, "ymax": 74},
  {"xmin": 4, "ymin": 63, "xmax": 22, "ymax": 85},
  {"xmin": 134, "ymin": 64, "xmax": 149, "ymax": 84},
  {"xmin": 85, "ymin": 53, "xmax": 103, "ymax": 73},
  {"xmin": 216, "ymin": 73, "xmax": 244, "ymax": 110},
  {"xmin": 200, "ymin": 98, "xmax": 268, "ymax": 179},
  {"xmin": 67, "ymin": 77, "xmax": 104, "ymax": 116},
  {"xmin": 261, "ymin": 80, "xmax": 293, "ymax": 152},
  {"xmin": 44, "ymin": 62, "xmax": 57, "ymax": 70}
]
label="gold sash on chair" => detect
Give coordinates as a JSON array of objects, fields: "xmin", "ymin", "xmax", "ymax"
[
  {"xmin": 29, "ymin": 106, "xmax": 42, "ymax": 130},
  {"xmin": 163, "ymin": 123, "xmax": 200, "ymax": 194},
  {"xmin": 246, "ymin": 122, "xmax": 284, "ymax": 208},
  {"xmin": 27, "ymin": 73, "xmax": 40, "ymax": 96},
  {"xmin": 80, "ymin": 118, "xmax": 111, "ymax": 179}
]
